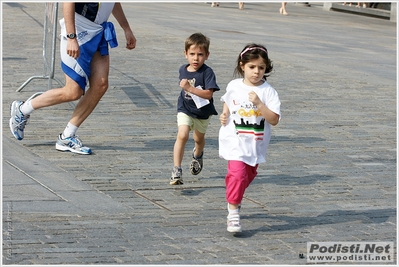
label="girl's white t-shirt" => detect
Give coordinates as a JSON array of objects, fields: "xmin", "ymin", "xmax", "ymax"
[{"xmin": 219, "ymin": 78, "xmax": 281, "ymax": 166}]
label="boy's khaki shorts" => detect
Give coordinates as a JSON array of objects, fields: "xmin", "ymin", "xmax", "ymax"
[{"xmin": 177, "ymin": 112, "xmax": 211, "ymax": 134}]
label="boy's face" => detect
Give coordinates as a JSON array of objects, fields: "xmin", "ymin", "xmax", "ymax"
[{"xmin": 184, "ymin": 45, "xmax": 209, "ymax": 71}]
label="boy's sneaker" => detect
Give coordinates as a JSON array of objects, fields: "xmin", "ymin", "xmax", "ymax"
[
  {"xmin": 55, "ymin": 134, "xmax": 92, "ymax": 155},
  {"xmin": 190, "ymin": 148, "xmax": 203, "ymax": 175},
  {"xmin": 170, "ymin": 166, "xmax": 183, "ymax": 185},
  {"xmin": 9, "ymin": 100, "xmax": 30, "ymax": 140},
  {"xmin": 227, "ymin": 213, "xmax": 242, "ymax": 233}
]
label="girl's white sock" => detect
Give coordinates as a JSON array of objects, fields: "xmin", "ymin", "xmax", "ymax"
[{"xmin": 227, "ymin": 204, "xmax": 239, "ymax": 214}]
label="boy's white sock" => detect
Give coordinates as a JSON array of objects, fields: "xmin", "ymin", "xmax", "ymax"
[
  {"xmin": 19, "ymin": 99, "xmax": 35, "ymax": 115},
  {"xmin": 62, "ymin": 122, "xmax": 78, "ymax": 139}
]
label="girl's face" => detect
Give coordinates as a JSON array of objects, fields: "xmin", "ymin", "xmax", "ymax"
[
  {"xmin": 184, "ymin": 45, "xmax": 209, "ymax": 72},
  {"xmin": 240, "ymin": 57, "xmax": 266, "ymax": 86}
]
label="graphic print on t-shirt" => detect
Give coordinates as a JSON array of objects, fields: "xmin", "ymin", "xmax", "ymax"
[
  {"xmin": 231, "ymin": 100, "xmax": 265, "ymax": 141},
  {"xmin": 184, "ymin": 78, "xmax": 196, "ymax": 100}
]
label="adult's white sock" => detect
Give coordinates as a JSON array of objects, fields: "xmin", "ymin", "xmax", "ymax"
[
  {"xmin": 19, "ymin": 99, "xmax": 35, "ymax": 115},
  {"xmin": 62, "ymin": 122, "xmax": 78, "ymax": 139}
]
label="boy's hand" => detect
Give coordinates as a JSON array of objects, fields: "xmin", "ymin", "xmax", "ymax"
[
  {"xmin": 180, "ymin": 79, "xmax": 191, "ymax": 92},
  {"xmin": 220, "ymin": 112, "xmax": 229, "ymax": 126}
]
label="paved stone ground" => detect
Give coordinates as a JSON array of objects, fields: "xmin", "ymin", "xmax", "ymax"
[{"xmin": 2, "ymin": 2, "xmax": 396, "ymax": 265}]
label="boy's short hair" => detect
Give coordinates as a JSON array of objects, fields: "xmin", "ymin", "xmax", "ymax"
[{"xmin": 185, "ymin": 33, "xmax": 210, "ymax": 54}]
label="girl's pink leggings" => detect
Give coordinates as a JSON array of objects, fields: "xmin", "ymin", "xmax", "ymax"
[{"xmin": 225, "ymin": 160, "xmax": 258, "ymax": 205}]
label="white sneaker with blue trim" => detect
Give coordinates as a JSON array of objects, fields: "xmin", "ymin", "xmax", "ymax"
[
  {"xmin": 55, "ymin": 134, "xmax": 92, "ymax": 155},
  {"xmin": 9, "ymin": 100, "xmax": 30, "ymax": 140}
]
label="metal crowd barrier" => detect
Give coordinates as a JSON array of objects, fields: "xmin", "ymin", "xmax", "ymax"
[{"xmin": 17, "ymin": 3, "xmax": 64, "ymax": 92}]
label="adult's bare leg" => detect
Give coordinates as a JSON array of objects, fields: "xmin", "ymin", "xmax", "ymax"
[
  {"xmin": 30, "ymin": 75, "xmax": 83, "ymax": 109},
  {"xmin": 69, "ymin": 51, "xmax": 110, "ymax": 127}
]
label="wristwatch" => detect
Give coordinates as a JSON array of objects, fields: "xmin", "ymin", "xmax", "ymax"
[{"xmin": 66, "ymin": 33, "xmax": 76, "ymax": 39}]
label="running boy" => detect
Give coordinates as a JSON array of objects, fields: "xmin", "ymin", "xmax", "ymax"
[{"xmin": 170, "ymin": 33, "xmax": 220, "ymax": 185}]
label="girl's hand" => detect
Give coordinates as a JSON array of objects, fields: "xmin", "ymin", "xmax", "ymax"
[
  {"xmin": 220, "ymin": 112, "xmax": 229, "ymax": 126},
  {"xmin": 248, "ymin": 91, "xmax": 262, "ymax": 106}
]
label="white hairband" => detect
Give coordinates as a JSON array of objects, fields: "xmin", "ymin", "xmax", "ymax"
[{"xmin": 240, "ymin": 47, "xmax": 268, "ymax": 59}]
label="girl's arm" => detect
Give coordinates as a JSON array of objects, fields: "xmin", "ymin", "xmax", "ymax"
[
  {"xmin": 220, "ymin": 103, "xmax": 230, "ymax": 126},
  {"xmin": 249, "ymin": 91, "xmax": 280, "ymax": 126}
]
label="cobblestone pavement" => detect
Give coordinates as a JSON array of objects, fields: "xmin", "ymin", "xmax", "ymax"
[{"xmin": 2, "ymin": 2, "xmax": 396, "ymax": 265}]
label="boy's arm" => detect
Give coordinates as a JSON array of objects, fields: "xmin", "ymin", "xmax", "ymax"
[{"xmin": 179, "ymin": 79, "xmax": 215, "ymax": 100}]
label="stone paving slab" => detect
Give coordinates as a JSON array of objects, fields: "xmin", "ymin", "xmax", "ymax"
[{"xmin": 2, "ymin": 2, "xmax": 397, "ymax": 265}]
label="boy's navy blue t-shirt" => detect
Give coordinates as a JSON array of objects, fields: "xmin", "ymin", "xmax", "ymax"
[{"xmin": 177, "ymin": 63, "xmax": 220, "ymax": 119}]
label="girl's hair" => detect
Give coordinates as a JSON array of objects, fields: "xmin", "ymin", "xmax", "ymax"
[
  {"xmin": 185, "ymin": 33, "xmax": 210, "ymax": 54},
  {"xmin": 234, "ymin": 43, "xmax": 273, "ymax": 80}
]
